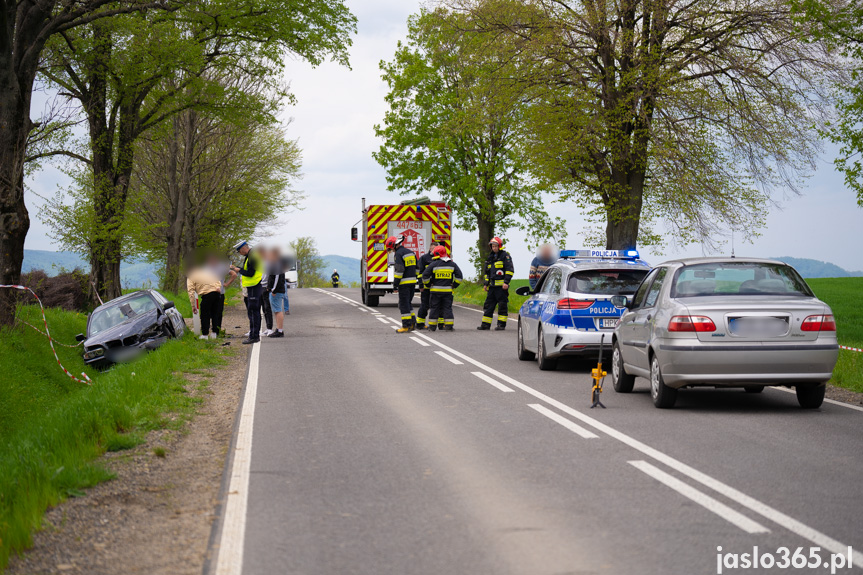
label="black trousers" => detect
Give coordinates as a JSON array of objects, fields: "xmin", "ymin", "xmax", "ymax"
[
  {"xmin": 428, "ymin": 292, "xmax": 454, "ymax": 325},
  {"xmin": 482, "ymin": 286, "xmax": 509, "ymax": 326},
  {"xmin": 397, "ymin": 283, "xmax": 416, "ymax": 327},
  {"xmin": 261, "ymin": 290, "xmax": 273, "ymax": 330},
  {"xmin": 199, "ymin": 292, "xmax": 221, "ymax": 336},
  {"xmin": 332, "ymin": 282, "xmax": 339, "ymax": 288},
  {"xmin": 416, "ymin": 288, "xmax": 431, "ymax": 325},
  {"xmin": 245, "ymin": 284, "xmax": 263, "ymax": 340},
  {"xmin": 214, "ymin": 293, "xmax": 225, "ymax": 336}
]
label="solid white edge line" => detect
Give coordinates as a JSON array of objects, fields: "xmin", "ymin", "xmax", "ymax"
[
  {"xmin": 410, "ymin": 337, "xmax": 431, "ymax": 347},
  {"xmin": 323, "ymin": 289, "xmax": 862, "ymax": 563},
  {"xmin": 769, "ymin": 386, "xmax": 863, "ymax": 413},
  {"xmin": 528, "ymin": 403, "xmax": 598, "ymax": 438},
  {"xmin": 472, "ymin": 371, "xmax": 514, "ymax": 392},
  {"xmin": 629, "ymin": 460, "xmax": 769, "ymax": 534},
  {"xmin": 407, "ymin": 330, "xmax": 863, "ymax": 565},
  {"xmin": 435, "ymin": 350, "xmax": 463, "ymax": 365},
  {"xmin": 214, "ymin": 342, "xmax": 260, "ymax": 575},
  {"xmin": 454, "ymin": 303, "xmax": 483, "ymax": 313}
]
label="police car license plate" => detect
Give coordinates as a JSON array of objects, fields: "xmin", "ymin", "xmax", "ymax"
[{"xmin": 600, "ymin": 318, "xmax": 617, "ymax": 329}]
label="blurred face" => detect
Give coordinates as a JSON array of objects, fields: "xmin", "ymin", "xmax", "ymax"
[
  {"xmin": 239, "ymin": 245, "xmax": 250, "ymax": 256},
  {"xmin": 540, "ymin": 245, "xmax": 554, "ymax": 260},
  {"xmin": 269, "ymin": 249, "xmax": 280, "ymax": 262},
  {"xmin": 490, "ymin": 242, "xmax": 500, "ymax": 253}
]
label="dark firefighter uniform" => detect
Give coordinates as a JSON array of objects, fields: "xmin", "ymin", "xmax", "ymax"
[
  {"xmin": 415, "ymin": 249, "xmax": 435, "ymax": 329},
  {"xmin": 422, "ymin": 256, "xmax": 463, "ymax": 331},
  {"xmin": 393, "ymin": 245, "xmax": 418, "ymax": 329},
  {"xmin": 331, "ymin": 271, "xmax": 340, "ymax": 288},
  {"xmin": 480, "ymin": 249, "xmax": 514, "ymax": 329}
]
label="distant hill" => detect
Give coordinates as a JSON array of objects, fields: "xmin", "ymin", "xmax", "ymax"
[
  {"xmin": 23, "ymin": 249, "xmax": 159, "ymax": 288},
  {"xmin": 773, "ymin": 256, "xmax": 863, "ymax": 279},
  {"xmin": 322, "ymin": 255, "xmax": 361, "ymax": 285}
]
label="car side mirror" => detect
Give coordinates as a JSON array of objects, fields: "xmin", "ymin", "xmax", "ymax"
[
  {"xmin": 351, "ymin": 227, "xmax": 358, "ymax": 241},
  {"xmin": 163, "ymin": 301, "xmax": 176, "ymax": 310},
  {"xmin": 515, "ymin": 286, "xmax": 531, "ymax": 296},
  {"xmin": 75, "ymin": 333, "xmax": 87, "ymax": 342},
  {"xmin": 611, "ymin": 295, "xmax": 631, "ymax": 309}
]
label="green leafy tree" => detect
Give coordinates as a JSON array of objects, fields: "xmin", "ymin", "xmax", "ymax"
[
  {"xmin": 451, "ymin": 0, "xmax": 842, "ymax": 250},
  {"xmin": 374, "ymin": 8, "xmax": 565, "ymax": 271},
  {"xmin": 38, "ymin": 0, "xmax": 355, "ymax": 301},
  {"xmin": 290, "ymin": 236, "xmax": 327, "ymax": 288}
]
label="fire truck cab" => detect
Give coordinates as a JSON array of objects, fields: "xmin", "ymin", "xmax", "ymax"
[{"xmin": 351, "ymin": 197, "xmax": 452, "ymax": 307}]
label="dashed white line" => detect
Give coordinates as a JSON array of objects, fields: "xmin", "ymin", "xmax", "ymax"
[
  {"xmin": 629, "ymin": 460, "xmax": 769, "ymax": 534},
  {"xmin": 471, "ymin": 371, "xmax": 514, "ymax": 392},
  {"xmin": 435, "ymin": 350, "xmax": 463, "ymax": 365},
  {"xmin": 528, "ymin": 404, "xmax": 598, "ymax": 438},
  {"xmin": 376, "ymin": 317, "xmax": 390, "ymax": 324},
  {"xmin": 410, "ymin": 337, "xmax": 431, "ymax": 347}
]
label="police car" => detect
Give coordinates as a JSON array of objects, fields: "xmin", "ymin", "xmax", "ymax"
[{"xmin": 515, "ymin": 249, "xmax": 651, "ymax": 370}]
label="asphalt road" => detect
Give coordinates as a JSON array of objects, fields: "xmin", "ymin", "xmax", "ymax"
[{"xmin": 212, "ymin": 288, "xmax": 863, "ymax": 575}]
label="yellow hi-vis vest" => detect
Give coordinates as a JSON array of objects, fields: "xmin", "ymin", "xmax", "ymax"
[{"xmin": 241, "ymin": 251, "xmax": 263, "ymax": 287}]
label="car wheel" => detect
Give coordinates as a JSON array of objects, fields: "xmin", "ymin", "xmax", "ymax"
[
  {"xmin": 517, "ymin": 318, "xmax": 535, "ymax": 361},
  {"xmin": 612, "ymin": 341, "xmax": 636, "ymax": 393},
  {"xmin": 796, "ymin": 383, "xmax": 825, "ymax": 409},
  {"xmin": 650, "ymin": 355, "xmax": 677, "ymax": 408},
  {"xmin": 537, "ymin": 326, "xmax": 558, "ymax": 371},
  {"xmin": 744, "ymin": 385, "xmax": 764, "ymax": 394}
]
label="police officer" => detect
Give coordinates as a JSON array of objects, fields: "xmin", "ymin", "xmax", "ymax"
[
  {"xmin": 422, "ymin": 245, "xmax": 462, "ymax": 332},
  {"xmin": 386, "ymin": 235, "xmax": 418, "ymax": 333},
  {"xmin": 415, "ymin": 240, "xmax": 440, "ymax": 330},
  {"xmin": 331, "ymin": 269, "xmax": 340, "ymax": 288},
  {"xmin": 231, "ymin": 240, "xmax": 264, "ymax": 344},
  {"xmin": 477, "ymin": 237, "xmax": 514, "ymax": 331}
]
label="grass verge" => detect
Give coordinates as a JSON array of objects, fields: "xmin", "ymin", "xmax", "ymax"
[
  {"xmin": 453, "ymin": 279, "xmax": 530, "ymax": 314},
  {"xmin": 0, "ymin": 298, "xmax": 229, "ymax": 570},
  {"xmin": 808, "ymin": 277, "xmax": 863, "ymax": 393}
]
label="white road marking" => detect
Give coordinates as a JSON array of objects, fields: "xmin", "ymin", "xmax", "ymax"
[
  {"xmin": 454, "ymin": 304, "xmax": 482, "ymax": 313},
  {"xmin": 214, "ymin": 342, "xmax": 260, "ymax": 575},
  {"xmin": 435, "ymin": 350, "xmax": 463, "ymax": 365},
  {"xmin": 407, "ymin": 331, "xmax": 863, "ymax": 564},
  {"xmin": 472, "ymin": 371, "xmax": 514, "ymax": 392},
  {"xmin": 410, "ymin": 337, "xmax": 431, "ymax": 347},
  {"xmin": 390, "ymin": 326, "xmax": 399, "ymax": 330},
  {"xmin": 376, "ymin": 317, "xmax": 390, "ymax": 324},
  {"xmin": 323, "ymin": 290, "xmax": 862, "ymax": 562},
  {"xmin": 769, "ymin": 386, "xmax": 863, "ymax": 413},
  {"xmin": 528, "ymin": 404, "xmax": 598, "ymax": 438},
  {"xmin": 629, "ymin": 461, "xmax": 769, "ymax": 534}
]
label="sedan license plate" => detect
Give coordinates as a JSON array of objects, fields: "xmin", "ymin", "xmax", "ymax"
[
  {"xmin": 728, "ymin": 316, "xmax": 789, "ymax": 338},
  {"xmin": 600, "ymin": 318, "xmax": 618, "ymax": 329}
]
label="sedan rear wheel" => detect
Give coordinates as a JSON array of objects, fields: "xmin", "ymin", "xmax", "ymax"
[
  {"xmin": 650, "ymin": 355, "xmax": 677, "ymax": 408},
  {"xmin": 537, "ymin": 326, "xmax": 558, "ymax": 371},
  {"xmin": 612, "ymin": 342, "xmax": 635, "ymax": 393},
  {"xmin": 796, "ymin": 383, "xmax": 826, "ymax": 409},
  {"xmin": 517, "ymin": 318, "xmax": 535, "ymax": 361}
]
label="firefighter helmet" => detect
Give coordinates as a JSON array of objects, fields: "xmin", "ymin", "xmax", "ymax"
[
  {"xmin": 489, "ymin": 237, "xmax": 503, "ymax": 247},
  {"xmin": 432, "ymin": 245, "xmax": 447, "ymax": 258},
  {"xmin": 384, "ymin": 236, "xmax": 400, "ymax": 250}
]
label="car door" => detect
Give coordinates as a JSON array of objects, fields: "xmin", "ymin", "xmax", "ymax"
[
  {"xmin": 630, "ymin": 267, "xmax": 668, "ymax": 369},
  {"xmin": 524, "ymin": 268, "xmax": 559, "ymax": 351},
  {"xmin": 617, "ymin": 269, "xmax": 655, "ymax": 366}
]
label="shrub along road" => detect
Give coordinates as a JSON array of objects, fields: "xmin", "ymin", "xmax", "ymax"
[{"xmin": 208, "ymin": 288, "xmax": 863, "ymax": 575}]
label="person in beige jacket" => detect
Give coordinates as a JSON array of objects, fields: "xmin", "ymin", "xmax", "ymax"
[{"xmin": 187, "ymin": 265, "xmax": 222, "ymax": 339}]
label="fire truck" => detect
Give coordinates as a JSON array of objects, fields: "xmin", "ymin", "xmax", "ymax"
[{"xmin": 351, "ymin": 197, "xmax": 453, "ymax": 307}]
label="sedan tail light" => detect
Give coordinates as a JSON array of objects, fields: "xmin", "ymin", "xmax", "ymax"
[
  {"xmin": 801, "ymin": 315, "xmax": 836, "ymax": 332},
  {"xmin": 668, "ymin": 315, "xmax": 716, "ymax": 332},
  {"xmin": 557, "ymin": 299, "xmax": 594, "ymax": 310}
]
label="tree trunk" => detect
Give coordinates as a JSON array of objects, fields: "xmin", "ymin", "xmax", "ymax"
[
  {"xmin": 0, "ymin": 44, "xmax": 34, "ymax": 324},
  {"xmin": 476, "ymin": 214, "xmax": 494, "ymax": 277},
  {"xmin": 163, "ymin": 116, "xmax": 185, "ymax": 292}
]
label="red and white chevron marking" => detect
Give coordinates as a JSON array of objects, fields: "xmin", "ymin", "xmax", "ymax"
[
  {"xmin": 840, "ymin": 345, "xmax": 863, "ymax": 353},
  {"xmin": 1, "ymin": 284, "xmax": 92, "ymax": 385}
]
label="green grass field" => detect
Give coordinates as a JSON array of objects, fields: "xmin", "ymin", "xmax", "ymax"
[
  {"xmin": 0, "ymin": 294, "xmax": 230, "ymax": 570},
  {"xmin": 456, "ymin": 277, "xmax": 863, "ymax": 392}
]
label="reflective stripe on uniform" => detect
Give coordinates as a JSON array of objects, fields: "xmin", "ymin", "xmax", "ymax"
[
  {"xmin": 498, "ymin": 315, "xmax": 508, "ymax": 322},
  {"xmin": 430, "ymin": 287, "xmax": 453, "ymax": 292},
  {"xmin": 482, "ymin": 316, "xmax": 493, "ymax": 324}
]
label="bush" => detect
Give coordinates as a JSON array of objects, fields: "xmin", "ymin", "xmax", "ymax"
[{"xmin": 19, "ymin": 268, "xmax": 89, "ymax": 312}]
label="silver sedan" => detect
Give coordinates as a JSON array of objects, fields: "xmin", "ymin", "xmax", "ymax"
[{"xmin": 610, "ymin": 257, "xmax": 839, "ymax": 409}]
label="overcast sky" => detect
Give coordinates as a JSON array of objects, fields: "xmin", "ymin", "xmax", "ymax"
[{"xmin": 24, "ymin": 0, "xmax": 863, "ymax": 273}]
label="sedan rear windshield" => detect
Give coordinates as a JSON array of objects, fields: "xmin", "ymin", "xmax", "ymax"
[
  {"xmin": 671, "ymin": 262, "xmax": 814, "ymax": 298},
  {"xmin": 566, "ymin": 269, "xmax": 649, "ymax": 295}
]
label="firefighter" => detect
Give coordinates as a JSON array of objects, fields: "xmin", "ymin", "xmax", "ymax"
[
  {"xmin": 386, "ymin": 235, "xmax": 418, "ymax": 333},
  {"xmin": 477, "ymin": 237, "xmax": 514, "ymax": 331},
  {"xmin": 415, "ymin": 240, "xmax": 440, "ymax": 330},
  {"xmin": 331, "ymin": 269, "xmax": 340, "ymax": 288},
  {"xmin": 422, "ymin": 245, "xmax": 462, "ymax": 332}
]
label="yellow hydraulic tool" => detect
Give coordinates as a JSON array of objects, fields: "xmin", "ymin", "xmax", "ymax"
[{"xmin": 591, "ymin": 334, "xmax": 607, "ymax": 409}]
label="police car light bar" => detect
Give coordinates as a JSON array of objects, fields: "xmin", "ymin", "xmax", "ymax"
[{"xmin": 560, "ymin": 249, "xmax": 640, "ymax": 260}]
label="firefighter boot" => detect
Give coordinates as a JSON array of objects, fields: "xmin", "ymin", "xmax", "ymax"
[
  {"xmin": 397, "ymin": 326, "xmax": 413, "ymax": 333},
  {"xmin": 495, "ymin": 321, "xmax": 507, "ymax": 331},
  {"xmin": 442, "ymin": 325, "xmax": 454, "ymax": 332},
  {"xmin": 428, "ymin": 325, "xmax": 437, "ymax": 332},
  {"xmin": 476, "ymin": 324, "xmax": 491, "ymax": 330}
]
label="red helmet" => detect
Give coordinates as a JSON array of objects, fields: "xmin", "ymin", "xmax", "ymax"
[
  {"xmin": 489, "ymin": 237, "xmax": 503, "ymax": 247},
  {"xmin": 432, "ymin": 245, "xmax": 447, "ymax": 258},
  {"xmin": 384, "ymin": 236, "xmax": 399, "ymax": 250}
]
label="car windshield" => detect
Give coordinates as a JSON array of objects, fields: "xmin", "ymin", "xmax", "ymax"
[
  {"xmin": 671, "ymin": 262, "xmax": 814, "ymax": 297},
  {"xmin": 89, "ymin": 294, "xmax": 157, "ymax": 336},
  {"xmin": 566, "ymin": 269, "xmax": 649, "ymax": 295}
]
